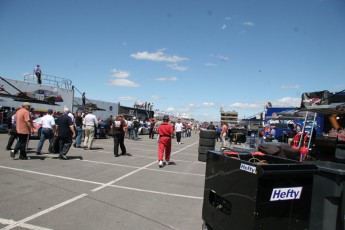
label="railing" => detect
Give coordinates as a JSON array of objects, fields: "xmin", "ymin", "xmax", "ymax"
[{"xmin": 23, "ymin": 73, "xmax": 73, "ymax": 89}]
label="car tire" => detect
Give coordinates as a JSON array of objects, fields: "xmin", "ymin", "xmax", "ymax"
[
  {"xmin": 198, "ymin": 153, "xmax": 207, "ymax": 162},
  {"xmin": 198, "ymin": 145, "xmax": 215, "ymax": 154},
  {"xmin": 199, "ymin": 138, "xmax": 216, "ymax": 147},
  {"xmin": 199, "ymin": 130, "xmax": 218, "ymax": 139}
]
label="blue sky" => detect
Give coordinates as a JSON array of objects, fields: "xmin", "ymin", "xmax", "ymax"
[{"xmin": 1, "ymin": 0, "xmax": 344, "ymax": 121}]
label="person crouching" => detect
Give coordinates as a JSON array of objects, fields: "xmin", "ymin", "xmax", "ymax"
[{"xmin": 157, "ymin": 115, "xmax": 174, "ymax": 168}]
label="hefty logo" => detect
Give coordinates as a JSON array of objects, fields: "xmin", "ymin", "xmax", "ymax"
[
  {"xmin": 240, "ymin": 163, "xmax": 257, "ymax": 174},
  {"xmin": 270, "ymin": 187, "xmax": 303, "ymax": 201}
]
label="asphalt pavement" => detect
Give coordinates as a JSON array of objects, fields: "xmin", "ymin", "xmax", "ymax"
[{"xmin": 0, "ymin": 131, "xmax": 220, "ymax": 230}]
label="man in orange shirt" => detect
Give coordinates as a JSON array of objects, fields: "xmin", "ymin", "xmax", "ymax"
[{"xmin": 10, "ymin": 102, "xmax": 34, "ymax": 160}]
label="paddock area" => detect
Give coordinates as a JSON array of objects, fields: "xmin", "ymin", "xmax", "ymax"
[{"xmin": 0, "ymin": 132, "xmax": 221, "ymax": 230}]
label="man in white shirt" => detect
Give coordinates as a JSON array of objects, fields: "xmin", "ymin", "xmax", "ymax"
[
  {"xmin": 64, "ymin": 107, "xmax": 74, "ymax": 123},
  {"xmin": 83, "ymin": 109, "xmax": 98, "ymax": 150},
  {"xmin": 36, "ymin": 109, "xmax": 56, "ymax": 154},
  {"xmin": 174, "ymin": 119, "xmax": 183, "ymax": 144},
  {"xmin": 126, "ymin": 118, "xmax": 133, "ymax": 139}
]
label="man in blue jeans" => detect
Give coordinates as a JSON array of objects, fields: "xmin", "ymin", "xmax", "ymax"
[
  {"xmin": 132, "ymin": 117, "xmax": 140, "ymax": 140},
  {"xmin": 73, "ymin": 111, "xmax": 83, "ymax": 148},
  {"xmin": 36, "ymin": 109, "xmax": 56, "ymax": 154},
  {"xmin": 55, "ymin": 108, "xmax": 76, "ymax": 159}
]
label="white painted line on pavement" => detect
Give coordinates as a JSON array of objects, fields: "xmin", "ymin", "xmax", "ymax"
[
  {"xmin": 0, "ymin": 164, "xmax": 202, "ymax": 201},
  {"xmin": 0, "ymin": 218, "xmax": 53, "ymax": 230},
  {"xmin": 110, "ymin": 184, "xmax": 203, "ymax": 200},
  {"xmin": 129, "ymin": 147, "xmax": 157, "ymax": 152},
  {"xmin": 91, "ymin": 142, "xmax": 199, "ymax": 192},
  {"xmin": 74, "ymin": 159, "xmax": 204, "ymax": 177},
  {"xmin": 172, "ymin": 142, "xmax": 199, "ymax": 155},
  {"xmin": 0, "ymin": 166, "xmax": 103, "ymax": 186},
  {"xmin": 77, "ymin": 149, "xmax": 199, "ymax": 163},
  {"xmin": 2, "ymin": 194, "xmax": 87, "ymax": 230},
  {"xmin": 91, "ymin": 161, "xmax": 157, "ymax": 192}
]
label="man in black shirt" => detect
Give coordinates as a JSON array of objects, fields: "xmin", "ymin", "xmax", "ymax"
[
  {"xmin": 73, "ymin": 111, "xmax": 83, "ymax": 148},
  {"xmin": 207, "ymin": 122, "xmax": 216, "ymax": 130},
  {"xmin": 55, "ymin": 110, "xmax": 76, "ymax": 159},
  {"xmin": 82, "ymin": 93, "xmax": 86, "ymax": 106},
  {"xmin": 111, "ymin": 115, "xmax": 127, "ymax": 157}
]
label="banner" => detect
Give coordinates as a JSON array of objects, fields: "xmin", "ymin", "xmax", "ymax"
[{"xmin": 300, "ymin": 90, "xmax": 329, "ymax": 108}]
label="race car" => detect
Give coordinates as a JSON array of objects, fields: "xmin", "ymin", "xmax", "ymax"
[{"xmin": 17, "ymin": 89, "xmax": 63, "ymax": 104}]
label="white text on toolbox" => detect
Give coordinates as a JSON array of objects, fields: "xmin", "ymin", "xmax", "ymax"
[
  {"xmin": 240, "ymin": 163, "xmax": 257, "ymax": 174},
  {"xmin": 270, "ymin": 187, "xmax": 303, "ymax": 201}
]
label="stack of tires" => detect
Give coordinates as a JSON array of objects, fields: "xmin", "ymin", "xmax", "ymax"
[{"xmin": 198, "ymin": 130, "xmax": 217, "ymax": 162}]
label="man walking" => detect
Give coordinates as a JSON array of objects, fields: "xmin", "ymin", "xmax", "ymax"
[
  {"xmin": 220, "ymin": 122, "xmax": 229, "ymax": 148},
  {"xmin": 83, "ymin": 109, "xmax": 98, "ymax": 150},
  {"xmin": 132, "ymin": 117, "xmax": 140, "ymax": 140},
  {"xmin": 148, "ymin": 118, "xmax": 155, "ymax": 139},
  {"xmin": 157, "ymin": 115, "xmax": 174, "ymax": 168},
  {"xmin": 36, "ymin": 109, "xmax": 56, "ymax": 154},
  {"xmin": 111, "ymin": 115, "xmax": 127, "ymax": 157},
  {"xmin": 55, "ymin": 108, "xmax": 75, "ymax": 159},
  {"xmin": 174, "ymin": 119, "xmax": 183, "ymax": 144},
  {"xmin": 126, "ymin": 117, "xmax": 133, "ymax": 139},
  {"xmin": 6, "ymin": 108, "xmax": 18, "ymax": 150},
  {"xmin": 10, "ymin": 102, "xmax": 34, "ymax": 160},
  {"xmin": 73, "ymin": 111, "xmax": 83, "ymax": 148}
]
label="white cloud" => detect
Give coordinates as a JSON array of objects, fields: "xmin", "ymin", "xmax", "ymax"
[
  {"xmin": 150, "ymin": 95, "xmax": 161, "ymax": 100},
  {"xmin": 243, "ymin": 21, "xmax": 255, "ymax": 27},
  {"xmin": 228, "ymin": 102, "xmax": 262, "ymax": 110},
  {"xmin": 109, "ymin": 79, "xmax": 139, "ymax": 87},
  {"xmin": 111, "ymin": 69, "xmax": 130, "ymax": 78},
  {"xmin": 275, "ymin": 97, "xmax": 301, "ymax": 107},
  {"xmin": 109, "ymin": 68, "xmax": 140, "ymax": 87},
  {"xmin": 281, "ymin": 84, "xmax": 300, "ymax": 89},
  {"xmin": 166, "ymin": 63, "xmax": 189, "ymax": 71},
  {"xmin": 221, "ymin": 24, "xmax": 227, "ymax": 30},
  {"xmin": 205, "ymin": 62, "xmax": 217, "ymax": 67},
  {"xmin": 217, "ymin": 55, "xmax": 229, "ymax": 61},
  {"xmin": 167, "ymin": 107, "xmax": 175, "ymax": 112},
  {"xmin": 223, "ymin": 97, "xmax": 301, "ymax": 111},
  {"xmin": 155, "ymin": 77, "xmax": 177, "ymax": 81},
  {"xmin": 118, "ymin": 96, "xmax": 135, "ymax": 101},
  {"xmin": 203, "ymin": 102, "xmax": 215, "ymax": 107},
  {"xmin": 131, "ymin": 49, "xmax": 188, "ymax": 63}
]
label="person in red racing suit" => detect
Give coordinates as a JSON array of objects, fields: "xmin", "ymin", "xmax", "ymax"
[{"xmin": 157, "ymin": 115, "xmax": 174, "ymax": 168}]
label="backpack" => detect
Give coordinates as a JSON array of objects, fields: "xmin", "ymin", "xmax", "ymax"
[{"xmin": 133, "ymin": 120, "xmax": 140, "ymax": 128}]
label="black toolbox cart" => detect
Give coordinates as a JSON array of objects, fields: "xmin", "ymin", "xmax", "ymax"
[
  {"xmin": 308, "ymin": 161, "xmax": 345, "ymax": 230},
  {"xmin": 202, "ymin": 150, "xmax": 317, "ymax": 230}
]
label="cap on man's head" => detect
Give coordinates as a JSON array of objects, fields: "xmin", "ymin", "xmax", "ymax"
[
  {"xmin": 163, "ymin": 115, "xmax": 169, "ymax": 121},
  {"xmin": 47, "ymin": 109, "xmax": 53, "ymax": 114},
  {"xmin": 64, "ymin": 108, "xmax": 69, "ymax": 112},
  {"xmin": 22, "ymin": 102, "xmax": 31, "ymax": 107}
]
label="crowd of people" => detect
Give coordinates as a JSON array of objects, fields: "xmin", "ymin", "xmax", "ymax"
[{"xmin": 4, "ymin": 103, "xmax": 198, "ymax": 167}]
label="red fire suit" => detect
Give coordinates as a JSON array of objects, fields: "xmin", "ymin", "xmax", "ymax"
[{"xmin": 157, "ymin": 121, "xmax": 174, "ymax": 161}]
